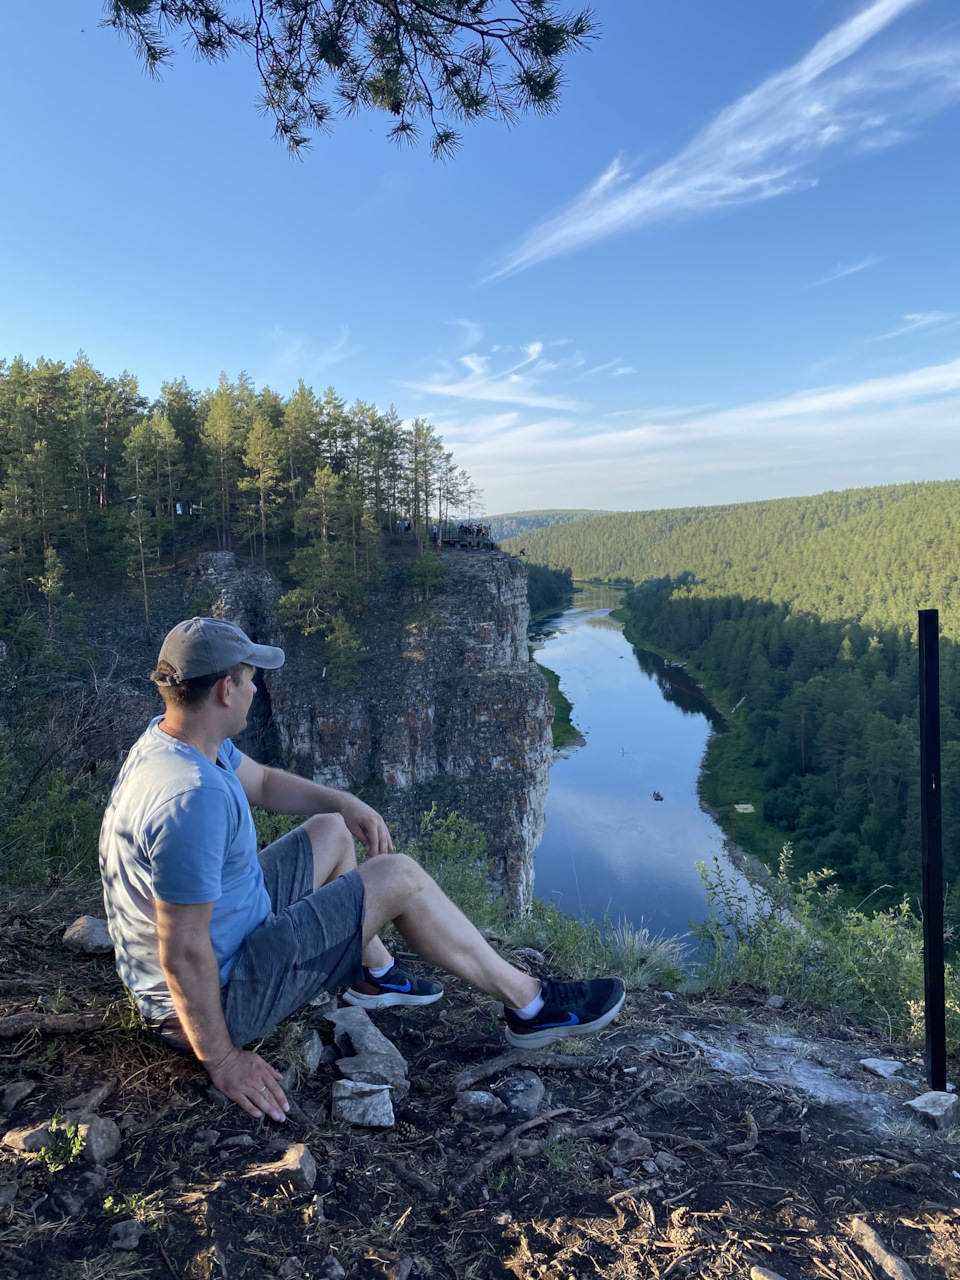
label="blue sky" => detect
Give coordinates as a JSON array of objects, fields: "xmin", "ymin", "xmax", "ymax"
[{"xmin": 2, "ymin": 0, "xmax": 959, "ymax": 514}]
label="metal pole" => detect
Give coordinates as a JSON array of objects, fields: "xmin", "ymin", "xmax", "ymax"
[{"xmin": 918, "ymin": 608, "xmax": 947, "ymax": 1091}]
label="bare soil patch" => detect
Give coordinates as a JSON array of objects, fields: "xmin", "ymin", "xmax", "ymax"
[{"xmin": 2, "ymin": 886, "xmax": 959, "ymax": 1280}]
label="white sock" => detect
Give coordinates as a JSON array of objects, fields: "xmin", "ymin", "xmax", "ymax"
[
  {"xmin": 366, "ymin": 958, "xmax": 394, "ymax": 979},
  {"xmin": 507, "ymin": 985, "xmax": 545, "ymax": 1020}
]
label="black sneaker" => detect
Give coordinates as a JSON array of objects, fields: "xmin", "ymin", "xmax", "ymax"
[
  {"xmin": 342, "ymin": 963, "xmax": 444, "ymax": 1009},
  {"xmin": 503, "ymin": 977, "xmax": 625, "ymax": 1048}
]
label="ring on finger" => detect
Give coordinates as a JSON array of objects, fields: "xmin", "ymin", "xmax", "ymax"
[{"xmin": 259, "ymin": 1085, "xmax": 268, "ymax": 1094}]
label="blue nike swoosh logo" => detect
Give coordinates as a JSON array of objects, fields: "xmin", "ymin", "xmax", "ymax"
[
  {"xmin": 536, "ymin": 1013, "xmax": 580, "ymax": 1028},
  {"xmin": 381, "ymin": 978, "xmax": 411, "ymax": 992}
]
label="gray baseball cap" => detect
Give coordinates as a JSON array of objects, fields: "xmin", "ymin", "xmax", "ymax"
[{"xmin": 156, "ymin": 617, "xmax": 285, "ymax": 683}]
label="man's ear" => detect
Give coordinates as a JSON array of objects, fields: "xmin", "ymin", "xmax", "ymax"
[{"xmin": 214, "ymin": 674, "xmax": 235, "ymax": 707}]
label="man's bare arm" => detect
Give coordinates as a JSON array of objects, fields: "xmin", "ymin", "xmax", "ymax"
[
  {"xmin": 155, "ymin": 898, "xmax": 288, "ymax": 1122},
  {"xmin": 234, "ymin": 754, "xmax": 393, "ymax": 855}
]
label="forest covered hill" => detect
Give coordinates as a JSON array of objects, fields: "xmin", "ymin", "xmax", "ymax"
[
  {"xmin": 506, "ymin": 481, "xmax": 960, "ymax": 920},
  {"xmin": 500, "ymin": 480, "xmax": 960, "ymax": 639}
]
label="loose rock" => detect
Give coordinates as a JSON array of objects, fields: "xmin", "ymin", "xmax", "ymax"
[
  {"xmin": 331, "ymin": 1080, "xmax": 395, "ymax": 1127},
  {"xmin": 495, "ymin": 1070, "xmax": 544, "ymax": 1120},
  {"xmin": 276, "ymin": 1258, "xmax": 303, "ymax": 1280},
  {"xmin": 0, "ymin": 1183, "xmax": 18, "ymax": 1209},
  {"xmin": 607, "ymin": 1129, "xmax": 654, "ymax": 1163},
  {"xmin": 242, "ymin": 1142, "xmax": 317, "ymax": 1191},
  {"xmin": 861, "ymin": 1059, "xmax": 904, "ymax": 1079},
  {"xmin": 296, "ymin": 1030, "xmax": 323, "ymax": 1076},
  {"xmin": 452, "ymin": 1090, "xmax": 507, "ymax": 1121},
  {"xmin": 654, "ymin": 1150, "xmax": 687, "ymax": 1174},
  {"xmin": 2, "ymin": 1123, "xmax": 51, "ymax": 1153},
  {"xmin": 905, "ymin": 1091, "xmax": 958, "ymax": 1129},
  {"xmin": 78, "ymin": 1116, "xmax": 122, "ymax": 1164},
  {"xmin": 325, "ymin": 1006, "xmax": 406, "ymax": 1067},
  {"xmin": 62, "ymin": 916, "xmax": 114, "ymax": 954},
  {"xmin": 109, "ymin": 1218, "xmax": 144, "ymax": 1250},
  {"xmin": 764, "ymin": 995, "xmax": 786, "ymax": 1010},
  {"xmin": 337, "ymin": 1051, "xmax": 409, "ymax": 1097},
  {"xmin": 220, "ymin": 1134, "xmax": 255, "ymax": 1149},
  {"xmin": 316, "ymin": 1257, "xmax": 346, "ymax": 1280},
  {"xmin": 1, "ymin": 1082, "xmax": 36, "ymax": 1112},
  {"xmin": 64, "ymin": 1078, "xmax": 117, "ymax": 1114},
  {"xmin": 51, "ymin": 1168, "xmax": 107, "ymax": 1216}
]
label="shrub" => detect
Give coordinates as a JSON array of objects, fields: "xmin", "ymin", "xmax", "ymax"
[{"xmin": 693, "ymin": 844, "xmax": 960, "ymax": 1054}]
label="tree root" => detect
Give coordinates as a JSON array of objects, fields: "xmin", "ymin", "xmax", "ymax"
[
  {"xmin": 451, "ymin": 1108, "xmax": 571, "ymax": 1196},
  {"xmin": 847, "ymin": 1217, "xmax": 918, "ymax": 1280},
  {"xmin": 451, "ymin": 1050, "xmax": 598, "ymax": 1094},
  {"xmin": 0, "ymin": 1010, "xmax": 117, "ymax": 1039},
  {"xmin": 726, "ymin": 1112, "xmax": 759, "ymax": 1155}
]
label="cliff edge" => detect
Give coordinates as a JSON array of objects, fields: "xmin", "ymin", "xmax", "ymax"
[{"xmin": 189, "ymin": 548, "xmax": 552, "ymax": 910}]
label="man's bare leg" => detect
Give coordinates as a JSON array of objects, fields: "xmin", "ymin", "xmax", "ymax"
[
  {"xmin": 357, "ymin": 853, "xmax": 540, "ymax": 1010},
  {"xmin": 301, "ymin": 813, "xmax": 392, "ymax": 971}
]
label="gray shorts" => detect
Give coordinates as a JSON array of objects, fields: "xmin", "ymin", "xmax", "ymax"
[{"xmin": 221, "ymin": 827, "xmax": 366, "ymax": 1046}]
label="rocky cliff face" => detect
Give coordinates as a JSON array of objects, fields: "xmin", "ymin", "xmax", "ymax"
[{"xmin": 196, "ymin": 549, "xmax": 552, "ymax": 910}]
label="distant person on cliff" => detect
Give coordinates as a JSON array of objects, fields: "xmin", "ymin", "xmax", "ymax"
[{"xmin": 99, "ymin": 618, "xmax": 625, "ymax": 1123}]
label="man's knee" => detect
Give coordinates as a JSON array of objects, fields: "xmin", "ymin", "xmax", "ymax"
[
  {"xmin": 303, "ymin": 812, "xmax": 353, "ymax": 861},
  {"xmin": 358, "ymin": 852, "xmax": 426, "ymax": 901}
]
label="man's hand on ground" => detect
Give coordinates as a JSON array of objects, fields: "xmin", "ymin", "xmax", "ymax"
[
  {"xmin": 207, "ymin": 1047, "xmax": 288, "ymax": 1122},
  {"xmin": 340, "ymin": 795, "xmax": 393, "ymax": 855}
]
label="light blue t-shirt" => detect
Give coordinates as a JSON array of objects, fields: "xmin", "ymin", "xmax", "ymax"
[{"xmin": 99, "ymin": 716, "xmax": 271, "ymax": 1022}]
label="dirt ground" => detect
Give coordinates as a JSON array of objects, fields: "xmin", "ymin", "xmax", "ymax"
[{"xmin": 2, "ymin": 885, "xmax": 959, "ymax": 1280}]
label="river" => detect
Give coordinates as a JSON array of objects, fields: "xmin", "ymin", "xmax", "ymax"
[{"xmin": 530, "ymin": 585, "xmax": 753, "ymax": 946}]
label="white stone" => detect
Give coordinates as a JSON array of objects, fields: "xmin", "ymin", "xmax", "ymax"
[
  {"xmin": 330, "ymin": 1080, "xmax": 394, "ymax": 1127},
  {"xmin": 325, "ymin": 1007, "xmax": 407, "ymax": 1073},
  {"xmin": 64, "ymin": 1079, "xmax": 117, "ymax": 1114},
  {"xmin": 78, "ymin": 1116, "xmax": 122, "ymax": 1164},
  {"xmin": 860, "ymin": 1059, "xmax": 904, "ymax": 1080},
  {"xmin": 337, "ymin": 1052, "xmax": 409, "ymax": 1097},
  {"xmin": 242, "ymin": 1142, "xmax": 317, "ymax": 1191},
  {"xmin": 2, "ymin": 1123, "xmax": 51, "ymax": 1153},
  {"xmin": 1, "ymin": 1082, "xmax": 36, "ymax": 1112},
  {"xmin": 109, "ymin": 1219, "xmax": 144, "ymax": 1250},
  {"xmin": 905, "ymin": 1091, "xmax": 959, "ymax": 1129},
  {"xmin": 654, "ymin": 1150, "xmax": 687, "ymax": 1174},
  {"xmin": 62, "ymin": 916, "xmax": 114, "ymax": 954},
  {"xmin": 296, "ymin": 1030, "xmax": 323, "ymax": 1076}
]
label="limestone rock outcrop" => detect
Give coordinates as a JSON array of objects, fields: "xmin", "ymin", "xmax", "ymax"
[{"xmin": 205, "ymin": 549, "xmax": 551, "ymax": 910}]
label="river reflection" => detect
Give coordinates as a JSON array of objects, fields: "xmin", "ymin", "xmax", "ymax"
[{"xmin": 531, "ymin": 585, "xmax": 752, "ymax": 946}]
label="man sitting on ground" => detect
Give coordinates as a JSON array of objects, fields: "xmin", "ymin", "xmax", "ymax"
[{"xmin": 100, "ymin": 618, "xmax": 625, "ymax": 1123}]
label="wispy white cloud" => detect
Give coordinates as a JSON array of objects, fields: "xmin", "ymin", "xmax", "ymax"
[
  {"xmin": 454, "ymin": 354, "xmax": 960, "ymax": 510},
  {"xmin": 805, "ymin": 256, "xmax": 880, "ymax": 288},
  {"xmin": 868, "ymin": 310, "xmax": 956, "ymax": 340},
  {"xmin": 489, "ymin": 0, "xmax": 960, "ymax": 278},
  {"xmin": 404, "ymin": 340, "xmax": 588, "ymax": 411},
  {"xmin": 260, "ymin": 324, "xmax": 356, "ymax": 384}
]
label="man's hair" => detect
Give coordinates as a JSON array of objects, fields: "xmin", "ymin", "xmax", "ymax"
[{"xmin": 151, "ymin": 659, "xmax": 247, "ymax": 709}]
